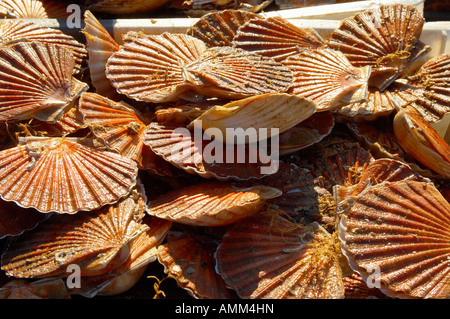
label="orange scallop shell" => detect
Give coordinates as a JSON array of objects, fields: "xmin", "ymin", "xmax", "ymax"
[
  {"xmin": 339, "ymin": 180, "xmax": 450, "ymax": 299},
  {"xmin": 157, "ymin": 227, "xmax": 237, "ymax": 299},
  {"xmin": 0, "ymin": 0, "xmax": 69, "ymax": 19},
  {"xmin": 29, "ymin": 106, "xmax": 86, "ymax": 137},
  {"xmin": 0, "ymin": 137, "xmax": 138, "ymax": 214},
  {"xmin": 187, "ymin": 9, "xmax": 262, "ymax": 47},
  {"xmin": 1, "ymin": 189, "xmax": 150, "ymax": 278},
  {"xmin": 0, "ymin": 19, "xmax": 87, "ymax": 74},
  {"xmin": 343, "ymin": 272, "xmax": 388, "ymax": 299},
  {"xmin": 215, "ymin": 211, "xmax": 345, "ymax": 299},
  {"xmin": 232, "ymin": 16, "xmax": 325, "ymax": 62},
  {"xmin": 147, "ymin": 181, "xmax": 281, "ymax": 226},
  {"xmin": 0, "ymin": 42, "xmax": 88, "ymax": 123}
]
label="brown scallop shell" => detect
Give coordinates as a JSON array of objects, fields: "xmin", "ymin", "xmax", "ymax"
[
  {"xmin": 147, "ymin": 181, "xmax": 281, "ymax": 226},
  {"xmin": 1, "ymin": 189, "xmax": 150, "ymax": 278},
  {"xmin": 0, "ymin": 19, "xmax": 87, "ymax": 74},
  {"xmin": 0, "ymin": 0, "xmax": 69, "ymax": 19},
  {"xmin": 82, "ymin": 10, "xmax": 121, "ymax": 99},
  {"xmin": 106, "ymin": 33, "xmax": 207, "ymax": 103},
  {"xmin": 215, "ymin": 211, "xmax": 345, "ymax": 299},
  {"xmin": 327, "ymin": 4, "xmax": 427, "ymax": 91},
  {"xmin": 0, "ymin": 42, "xmax": 88, "ymax": 123},
  {"xmin": 0, "ymin": 278, "xmax": 70, "ymax": 299},
  {"xmin": 143, "ymin": 121, "xmax": 279, "ymax": 181},
  {"xmin": 79, "ymin": 92, "xmax": 153, "ymax": 170},
  {"xmin": 339, "ymin": 180, "xmax": 450, "ymax": 299},
  {"xmin": 278, "ymin": 111, "xmax": 335, "ymax": 156},
  {"xmin": 187, "ymin": 9, "xmax": 262, "ymax": 47},
  {"xmin": 184, "ymin": 46, "xmax": 294, "ymax": 100},
  {"xmin": 232, "ymin": 16, "xmax": 326, "ymax": 62},
  {"xmin": 283, "ymin": 48, "xmax": 370, "ymax": 111},
  {"xmin": 0, "ymin": 199, "xmax": 48, "ymax": 239},
  {"xmin": 0, "ymin": 137, "xmax": 138, "ymax": 214},
  {"xmin": 157, "ymin": 227, "xmax": 237, "ymax": 299}
]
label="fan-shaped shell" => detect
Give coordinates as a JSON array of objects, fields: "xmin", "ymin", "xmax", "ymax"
[
  {"xmin": 147, "ymin": 181, "xmax": 281, "ymax": 226},
  {"xmin": 0, "ymin": 0, "xmax": 69, "ymax": 19},
  {"xmin": 82, "ymin": 10, "xmax": 121, "ymax": 99},
  {"xmin": 283, "ymin": 48, "xmax": 370, "ymax": 111},
  {"xmin": 0, "ymin": 137, "xmax": 138, "ymax": 214},
  {"xmin": 339, "ymin": 180, "xmax": 450, "ymax": 299},
  {"xmin": 278, "ymin": 111, "xmax": 335, "ymax": 156},
  {"xmin": 0, "ymin": 20, "xmax": 87, "ymax": 74},
  {"xmin": 184, "ymin": 46, "xmax": 294, "ymax": 100},
  {"xmin": 327, "ymin": 4, "xmax": 427, "ymax": 91},
  {"xmin": 157, "ymin": 228, "xmax": 237, "ymax": 299},
  {"xmin": 29, "ymin": 106, "xmax": 86, "ymax": 137},
  {"xmin": 192, "ymin": 93, "xmax": 317, "ymax": 144},
  {"xmin": 0, "ymin": 41, "xmax": 88, "ymax": 123},
  {"xmin": 79, "ymin": 92, "xmax": 153, "ymax": 170},
  {"xmin": 106, "ymin": 33, "xmax": 207, "ymax": 103},
  {"xmin": 143, "ymin": 121, "xmax": 279, "ymax": 181},
  {"xmin": 1, "ymin": 190, "xmax": 150, "ymax": 278},
  {"xmin": 215, "ymin": 212, "xmax": 345, "ymax": 299},
  {"xmin": 232, "ymin": 16, "xmax": 326, "ymax": 62},
  {"xmin": 187, "ymin": 9, "xmax": 262, "ymax": 47}
]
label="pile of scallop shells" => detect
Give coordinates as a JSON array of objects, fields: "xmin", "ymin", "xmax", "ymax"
[{"xmin": 0, "ymin": 1, "xmax": 449, "ymax": 299}]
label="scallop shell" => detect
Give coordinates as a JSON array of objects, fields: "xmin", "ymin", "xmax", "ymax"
[
  {"xmin": 334, "ymin": 82, "xmax": 423, "ymax": 123},
  {"xmin": 232, "ymin": 16, "xmax": 326, "ymax": 62},
  {"xmin": 0, "ymin": 137, "xmax": 138, "ymax": 214},
  {"xmin": 187, "ymin": 9, "xmax": 262, "ymax": 47},
  {"xmin": 0, "ymin": 0, "xmax": 69, "ymax": 19},
  {"xmin": 106, "ymin": 33, "xmax": 207, "ymax": 103},
  {"xmin": 192, "ymin": 93, "xmax": 317, "ymax": 144},
  {"xmin": 82, "ymin": 10, "xmax": 121, "ymax": 99},
  {"xmin": 393, "ymin": 104, "xmax": 450, "ymax": 178},
  {"xmin": 1, "ymin": 190, "xmax": 150, "ymax": 278},
  {"xmin": 0, "ymin": 199, "xmax": 48, "ymax": 239},
  {"xmin": 72, "ymin": 216, "xmax": 172, "ymax": 297},
  {"xmin": 86, "ymin": 0, "xmax": 170, "ymax": 14},
  {"xmin": 283, "ymin": 48, "xmax": 371, "ymax": 111},
  {"xmin": 184, "ymin": 46, "xmax": 294, "ymax": 100},
  {"xmin": 143, "ymin": 121, "xmax": 279, "ymax": 181},
  {"xmin": 147, "ymin": 181, "xmax": 281, "ymax": 226},
  {"xmin": 157, "ymin": 228, "xmax": 237, "ymax": 299},
  {"xmin": 327, "ymin": 4, "xmax": 427, "ymax": 91},
  {"xmin": 278, "ymin": 111, "xmax": 335, "ymax": 156},
  {"xmin": 343, "ymin": 272, "xmax": 388, "ymax": 299},
  {"xmin": 0, "ymin": 41, "xmax": 88, "ymax": 124},
  {"xmin": 29, "ymin": 106, "xmax": 86, "ymax": 137},
  {"xmin": 215, "ymin": 212, "xmax": 346, "ymax": 299},
  {"xmin": 339, "ymin": 180, "xmax": 450, "ymax": 299},
  {"xmin": 155, "ymin": 100, "xmax": 217, "ymax": 126},
  {"xmin": 79, "ymin": 92, "xmax": 153, "ymax": 170},
  {"xmin": 0, "ymin": 278, "xmax": 70, "ymax": 299},
  {"xmin": 0, "ymin": 19, "xmax": 87, "ymax": 74}
]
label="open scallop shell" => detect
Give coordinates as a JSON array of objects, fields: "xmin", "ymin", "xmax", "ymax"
[
  {"xmin": 0, "ymin": 19, "xmax": 87, "ymax": 74},
  {"xmin": 157, "ymin": 227, "xmax": 237, "ymax": 299},
  {"xmin": 106, "ymin": 33, "xmax": 207, "ymax": 103},
  {"xmin": 147, "ymin": 181, "xmax": 281, "ymax": 226},
  {"xmin": 143, "ymin": 121, "xmax": 279, "ymax": 181},
  {"xmin": 0, "ymin": 136, "xmax": 138, "ymax": 214},
  {"xmin": 0, "ymin": 0, "xmax": 69, "ymax": 19},
  {"xmin": 278, "ymin": 111, "xmax": 335, "ymax": 156},
  {"xmin": 187, "ymin": 9, "xmax": 262, "ymax": 47},
  {"xmin": 0, "ymin": 41, "xmax": 88, "ymax": 123},
  {"xmin": 79, "ymin": 92, "xmax": 154, "ymax": 170},
  {"xmin": 283, "ymin": 48, "xmax": 371, "ymax": 111},
  {"xmin": 82, "ymin": 10, "xmax": 121, "ymax": 99},
  {"xmin": 192, "ymin": 93, "xmax": 317, "ymax": 144},
  {"xmin": 215, "ymin": 211, "xmax": 346, "ymax": 299},
  {"xmin": 232, "ymin": 16, "xmax": 326, "ymax": 62},
  {"xmin": 339, "ymin": 180, "xmax": 450, "ymax": 299},
  {"xmin": 0, "ymin": 199, "xmax": 48, "ymax": 239},
  {"xmin": 393, "ymin": 104, "xmax": 450, "ymax": 178},
  {"xmin": 184, "ymin": 46, "xmax": 294, "ymax": 100},
  {"xmin": 1, "ymin": 189, "xmax": 150, "ymax": 278},
  {"xmin": 327, "ymin": 4, "xmax": 427, "ymax": 91}
]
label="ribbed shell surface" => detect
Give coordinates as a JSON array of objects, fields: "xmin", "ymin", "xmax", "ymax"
[
  {"xmin": 339, "ymin": 180, "xmax": 450, "ymax": 299},
  {"xmin": 0, "ymin": 0, "xmax": 69, "ymax": 19},
  {"xmin": 0, "ymin": 137, "xmax": 138, "ymax": 214}
]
